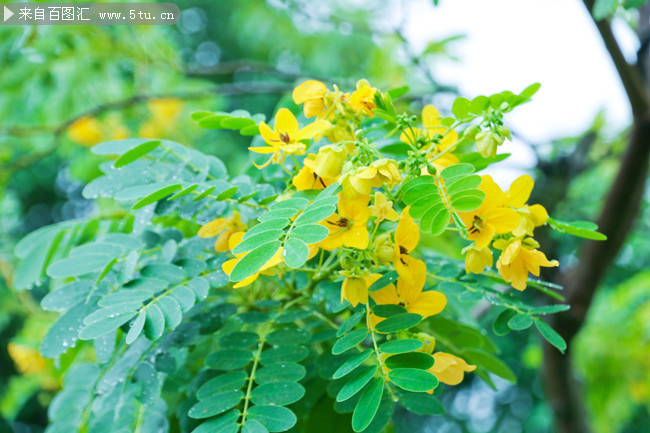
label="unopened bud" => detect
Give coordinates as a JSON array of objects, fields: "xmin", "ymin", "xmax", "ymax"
[
  {"xmin": 463, "ymin": 125, "xmax": 480, "ymax": 140},
  {"xmin": 475, "ymin": 131, "xmax": 503, "ymax": 158}
]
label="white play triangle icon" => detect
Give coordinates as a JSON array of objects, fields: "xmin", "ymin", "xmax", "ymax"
[{"xmin": 4, "ymin": 6, "xmax": 14, "ymax": 22}]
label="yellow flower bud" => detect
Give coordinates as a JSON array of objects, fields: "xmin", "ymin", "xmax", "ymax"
[
  {"xmin": 314, "ymin": 144, "xmax": 347, "ymax": 179},
  {"xmin": 464, "ymin": 246, "xmax": 493, "ymax": 274}
]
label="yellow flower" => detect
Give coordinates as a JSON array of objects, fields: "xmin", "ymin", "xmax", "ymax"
[
  {"xmin": 320, "ymin": 195, "xmax": 370, "ymax": 250},
  {"xmin": 340, "ymin": 273, "xmax": 380, "ymax": 307},
  {"xmin": 67, "ymin": 116, "xmax": 103, "ymax": 146},
  {"xmin": 369, "ymin": 192, "xmax": 399, "ymax": 222},
  {"xmin": 429, "ymin": 353, "xmax": 476, "ymax": 386},
  {"xmin": 505, "ymin": 175, "xmax": 549, "ymax": 237},
  {"xmin": 198, "ymin": 211, "xmax": 247, "ymax": 252},
  {"xmin": 314, "ymin": 144, "xmax": 347, "ymax": 179},
  {"xmin": 342, "ymin": 159, "xmax": 401, "ymax": 198},
  {"xmin": 147, "ymin": 98, "xmax": 183, "ymax": 123},
  {"xmin": 458, "ymin": 175, "xmax": 519, "ymax": 249},
  {"xmin": 464, "ymin": 245, "xmax": 493, "ymax": 274},
  {"xmin": 251, "ymin": 108, "xmax": 331, "ymax": 168},
  {"xmin": 393, "ymin": 207, "xmax": 424, "ymax": 283},
  {"xmin": 292, "ymin": 155, "xmax": 335, "ymax": 191},
  {"xmin": 350, "ymin": 79, "xmax": 377, "ymax": 117},
  {"xmin": 495, "ymin": 238, "xmax": 559, "ymax": 291},
  {"xmin": 292, "ymin": 80, "xmax": 327, "ymax": 118},
  {"xmin": 222, "ymin": 232, "xmax": 283, "ymax": 288},
  {"xmin": 370, "ymin": 274, "xmax": 447, "ymax": 319}
]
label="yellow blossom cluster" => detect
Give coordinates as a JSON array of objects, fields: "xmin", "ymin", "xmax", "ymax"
[{"xmin": 198, "ymin": 79, "xmax": 561, "ymax": 389}]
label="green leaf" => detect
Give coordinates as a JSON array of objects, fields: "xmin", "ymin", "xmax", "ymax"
[
  {"xmin": 132, "ymin": 184, "xmax": 183, "ymax": 209},
  {"xmin": 232, "ymin": 230, "xmax": 284, "ymax": 255},
  {"xmin": 243, "ymin": 219, "xmax": 290, "ymax": 239},
  {"xmin": 447, "ymin": 175, "xmax": 481, "ymax": 195},
  {"xmin": 216, "ymin": 186, "xmax": 239, "ymax": 201},
  {"xmin": 527, "ymin": 304, "xmax": 570, "ymax": 314},
  {"xmin": 260, "ymin": 345, "xmax": 308, "ymax": 365},
  {"xmin": 113, "ymin": 140, "xmax": 160, "ymax": 167},
  {"xmin": 337, "ymin": 310, "xmax": 365, "ymax": 337},
  {"xmin": 387, "ymin": 368, "xmax": 438, "ymax": 392},
  {"xmin": 282, "ymin": 238, "xmax": 309, "ymax": 269},
  {"xmin": 508, "ymin": 313, "xmax": 533, "ymax": 330},
  {"xmin": 397, "ymin": 391, "xmax": 444, "ymax": 415},
  {"xmin": 374, "ymin": 313, "xmax": 421, "ymax": 333},
  {"xmin": 251, "ymin": 381, "xmax": 305, "ymax": 406},
  {"xmin": 270, "ymin": 198, "xmax": 309, "ymax": 211},
  {"xmin": 368, "ymin": 271, "xmax": 398, "ymax": 292},
  {"xmin": 190, "ymin": 410, "xmax": 240, "ymax": 433},
  {"xmin": 333, "ymin": 349, "xmax": 373, "ymax": 379},
  {"xmin": 266, "ymin": 328, "xmax": 310, "ymax": 346},
  {"xmin": 519, "ymin": 82, "xmax": 541, "ymax": 99},
  {"xmin": 440, "ymin": 163, "xmax": 475, "ymax": 180},
  {"xmin": 41, "ymin": 281, "xmax": 92, "ymax": 312},
  {"xmin": 493, "ymin": 309, "xmax": 516, "ymax": 336},
  {"xmin": 41, "ymin": 301, "xmax": 96, "ymax": 358},
  {"xmin": 294, "ymin": 205, "xmax": 336, "ymax": 225},
  {"xmin": 332, "ymin": 329, "xmax": 368, "ymax": 355},
  {"xmin": 451, "ymin": 97, "xmax": 471, "ymax": 119},
  {"xmin": 385, "ymin": 352, "xmax": 434, "ymax": 370},
  {"xmin": 47, "ymin": 254, "xmax": 115, "ymax": 278},
  {"xmin": 547, "ymin": 217, "xmax": 607, "ymax": 240},
  {"xmin": 221, "ymin": 116, "xmax": 256, "ymax": 130},
  {"xmin": 219, "ymin": 331, "xmax": 259, "ymax": 349},
  {"xmin": 189, "ymin": 390, "xmax": 244, "ymax": 419},
  {"xmin": 141, "ymin": 263, "xmax": 186, "ymax": 282},
  {"xmin": 379, "ymin": 339, "xmax": 424, "ymax": 354},
  {"xmin": 255, "ymin": 363, "xmax": 306, "ymax": 385},
  {"xmin": 126, "ymin": 313, "xmax": 145, "ymax": 344},
  {"xmin": 372, "ymin": 304, "xmax": 407, "ymax": 318},
  {"xmin": 230, "ymin": 241, "xmax": 282, "ymax": 283},
  {"xmin": 206, "ymin": 349, "xmax": 253, "ymax": 370},
  {"xmin": 79, "ymin": 310, "xmax": 136, "ymax": 340},
  {"xmin": 289, "ymin": 224, "xmax": 329, "ymax": 245},
  {"xmin": 158, "ymin": 296, "xmax": 182, "ymax": 329},
  {"xmin": 469, "ymin": 95, "xmax": 490, "ymax": 114},
  {"xmin": 144, "ymin": 304, "xmax": 165, "ymax": 340},
  {"xmin": 242, "ymin": 420, "xmax": 269, "ymax": 433},
  {"xmin": 534, "ymin": 318, "xmax": 567, "ymax": 353},
  {"xmin": 462, "ymin": 348, "xmax": 516, "ymax": 382},
  {"xmin": 387, "ymin": 85, "xmax": 409, "ymax": 99},
  {"xmin": 197, "ymin": 372, "xmax": 248, "ymax": 400},
  {"xmin": 351, "ymin": 377, "xmax": 384, "ymax": 432},
  {"xmin": 337, "ymin": 366, "xmax": 378, "ymax": 402},
  {"xmin": 247, "ymin": 405, "xmax": 297, "ymax": 433}
]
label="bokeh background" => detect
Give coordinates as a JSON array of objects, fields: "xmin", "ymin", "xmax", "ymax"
[{"xmin": 0, "ymin": 1, "xmax": 648, "ymax": 433}]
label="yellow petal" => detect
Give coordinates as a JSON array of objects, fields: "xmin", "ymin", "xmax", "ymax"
[
  {"xmin": 472, "ymin": 223, "xmax": 495, "ymax": 249},
  {"xmin": 408, "ymin": 290, "xmax": 447, "ymax": 318},
  {"xmin": 506, "ymin": 175, "xmax": 534, "ymax": 208},
  {"xmin": 198, "ymin": 218, "xmax": 229, "ymax": 238},
  {"xmin": 292, "ymin": 80, "xmax": 326, "ymax": 104},
  {"xmin": 396, "ymin": 207, "xmax": 420, "ymax": 253},
  {"xmin": 248, "ymin": 146, "xmax": 278, "ymax": 154},
  {"xmin": 259, "ymin": 122, "xmax": 280, "ymax": 145},
  {"xmin": 274, "ymin": 108, "xmax": 300, "ymax": 137},
  {"xmin": 396, "ymin": 258, "xmax": 427, "ymax": 304},
  {"xmin": 341, "ymin": 277, "xmax": 368, "ymax": 307},
  {"xmin": 528, "ymin": 204, "xmax": 548, "ymax": 226},
  {"xmin": 370, "ymin": 284, "xmax": 399, "ymax": 305},
  {"xmin": 499, "ymin": 239, "xmax": 522, "ymax": 265},
  {"xmin": 486, "ymin": 208, "xmax": 519, "ymax": 234},
  {"xmin": 343, "ymin": 224, "xmax": 369, "ymax": 250},
  {"xmin": 297, "ymin": 120, "xmax": 331, "ymax": 141},
  {"xmin": 422, "ymin": 105, "xmax": 441, "ymax": 129}
]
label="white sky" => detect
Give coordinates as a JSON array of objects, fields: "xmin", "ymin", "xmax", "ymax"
[{"xmin": 395, "ymin": 0, "xmax": 636, "ymax": 183}]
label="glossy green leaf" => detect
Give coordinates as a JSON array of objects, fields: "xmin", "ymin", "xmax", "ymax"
[
  {"xmin": 332, "ymin": 329, "xmax": 368, "ymax": 355},
  {"xmin": 379, "ymin": 339, "xmax": 424, "ymax": 354},
  {"xmin": 255, "ymin": 363, "xmax": 306, "ymax": 385},
  {"xmin": 282, "ymin": 238, "xmax": 309, "ymax": 269},
  {"xmin": 337, "ymin": 310, "xmax": 365, "ymax": 337},
  {"xmin": 463, "ymin": 348, "xmax": 516, "ymax": 382},
  {"xmin": 385, "ymin": 352, "xmax": 434, "ymax": 370},
  {"xmin": 374, "ymin": 313, "xmax": 421, "ymax": 333},
  {"xmin": 332, "ymin": 349, "xmax": 373, "ymax": 379},
  {"xmin": 197, "ymin": 372, "xmax": 248, "ymax": 400},
  {"xmin": 387, "ymin": 368, "xmax": 438, "ymax": 392},
  {"xmin": 188, "ymin": 390, "xmax": 244, "ymax": 419},
  {"xmin": 230, "ymin": 241, "xmax": 282, "ymax": 283},
  {"xmin": 337, "ymin": 366, "xmax": 377, "ymax": 402},
  {"xmin": 247, "ymin": 405, "xmax": 297, "ymax": 433},
  {"xmin": 206, "ymin": 349, "xmax": 253, "ymax": 370},
  {"xmin": 351, "ymin": 377, "xmax": 384, "ymax": 432},
  {"xmin": 250, "ymin": 381, "xmax": 305, "ymax": 406},
  {"xmin": 113, "ymin": 140, "xmax": 160, "ymax": 167},
  {"xmin": 534, "ymin": 318, "xmax": 567, "ymax": 353}
]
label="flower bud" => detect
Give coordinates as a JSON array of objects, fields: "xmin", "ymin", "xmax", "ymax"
[
  {"xmin": 314, "ymin": 144, "xmax": 347, "ymax": 179},
  {"xmin": 373, "ymin": 233, "xmax": 394, "ymax": 264},
  {"xmin": 463, "ymin": 125, "xmax": 480, "ymax": 140},
  {"xmin": 496, "ymin": 125, "xmax": 512, "ymax": 141},
  {"xmin": 475, "ymin": 131, "xmax": 503, "ymax": 158},
  {"xmin": 340, "ymin": 256, "xmax": 355, "ymax": 270}
]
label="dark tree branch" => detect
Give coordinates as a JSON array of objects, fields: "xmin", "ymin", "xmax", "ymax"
[{"xmin": 542, "ymin": 3, "xmax": 650, "ymax": 433}]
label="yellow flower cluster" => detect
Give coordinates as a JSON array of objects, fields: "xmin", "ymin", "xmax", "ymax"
[
  {"xmin": 460, "ymin": 174, "xmax": 558, "ymax": 291},
  {"xmin": 198, "ymin": 79, "xmax": 561, "ymax": 388}
]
